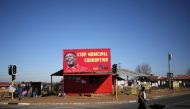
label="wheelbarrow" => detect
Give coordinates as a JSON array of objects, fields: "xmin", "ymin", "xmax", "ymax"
[
  {"xmin": 146, "ymin": 101, "xmax": 165, "ymax": 109},
  {"xmin": 148, "ymin": 104, "xmax": 165, "ymax": 109}
]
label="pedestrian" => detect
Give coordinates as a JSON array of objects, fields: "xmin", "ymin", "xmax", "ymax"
[
  {"xmin": 26, "ymin": 83, "xmax": 30, "ymax": 96},
  {"xmin": 29, "ymin": 86, "xmax": 33, "ymax": 97},
  {"xmin": 9, "ymin": 84, "xmax": 16, "ymax": 97},
  {"xmin": 33, "ymin": 88, "xmax": 37, "ymax": 97},
  {"xmin": 17, "ymin": 84, "xmax": 22, "ymax": 100},
  {"xmin": 138, "ymin": 86, "xmax": 147, "ymax": 109}
]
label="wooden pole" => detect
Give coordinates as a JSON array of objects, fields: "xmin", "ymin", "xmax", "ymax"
[{"xmin": 115, "ymin": 76, "xmax": 118, "ymax": 100}]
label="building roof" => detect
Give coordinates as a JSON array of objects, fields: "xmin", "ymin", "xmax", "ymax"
[
  {"xmin": 0, "ymin": 82, "xmax": 11, "ymax": 87},
  {"xmin": 51, "ymin": 68, "xmax": 150, "ymax": 78},
  {"xmin": 172, "ymin": 75, "xmax": 190, "ymax": 80},
  {"xmin": 157, "ymin": 75, "xmax": 190, "ymax": 80},
  {"xmin": 117, "ymin": 68, "xmax": 150, "ymax": 77},
  {"xmin": 51, "ymin": 69, "xmax": 63, "ymax": 76},
  {"xmin": 158, "ymin": 76, "xmax": 167, "ymax": 80},
  {"xmin": 117, "ymin": 76, "xmax": 125, "ymax": 80},
  {"xmin": 148, "ymin": 76, "xmax": 159, "ymax": 81},
  {"xmin": 51, "ymin": 69, "xmax": 112, "ymax": 76}
]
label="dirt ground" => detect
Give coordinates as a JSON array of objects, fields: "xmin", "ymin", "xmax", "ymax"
[{"xmin": 1, "ymin": 88, "xmax": 190, "ymax": 103}]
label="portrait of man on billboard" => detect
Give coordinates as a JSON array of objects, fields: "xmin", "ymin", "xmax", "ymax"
[{"xmin": 64, "ymin": 52, "xmax": 90, "ymax": 73}]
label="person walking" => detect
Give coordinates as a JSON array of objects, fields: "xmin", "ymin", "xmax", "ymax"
[
  {"xmin": 17, "ymin": 84, "xmax": 22, "ymax": 100},
  {"xmin": 29, "ymin": 86, "xmax": 33, "ymax": 97},
  {"xmin": 33, "ymin": 88, "xmax": 38, "ymax": 97},
  {"xmin": 138, "ymin": 86, "xmax": 147, "ymax": 109},
  {"xmin": 26, "ymin": 83, "xmax": 30, "ymax": 97}
]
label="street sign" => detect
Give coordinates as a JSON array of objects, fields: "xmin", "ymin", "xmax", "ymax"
[{"xmin": 167, "ymin": 72, "xmax": 173, "ymax": 78}]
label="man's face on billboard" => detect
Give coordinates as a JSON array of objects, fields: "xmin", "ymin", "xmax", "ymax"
[{"xmin": 65, "ymin": 53, "xmax": 76, "ymax": 67}]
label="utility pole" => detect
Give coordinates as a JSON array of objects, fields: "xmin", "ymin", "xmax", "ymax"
[
  {"xmin": 118, "ymin": 63, "xmax": 121, "ymax": 69},
  {"xmin": 168, "ymin": 53, "xmax": 172, "ymax": 90},
  {"xmin": 168, "ymin": 53, "xmax": 171, "ymax": 75}
]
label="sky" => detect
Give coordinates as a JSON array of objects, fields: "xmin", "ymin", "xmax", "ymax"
[{"xmin": 0, "ymin": 0, "xmax": 190, "ymax": 82}]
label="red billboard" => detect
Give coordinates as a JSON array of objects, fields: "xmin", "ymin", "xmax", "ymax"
[{"xmin": 63, "ymin": 48, "xmax": 111, "ymax": 73}]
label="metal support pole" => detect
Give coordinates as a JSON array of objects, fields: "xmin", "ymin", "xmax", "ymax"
[
  {"xmin": 168, "ymin": 53, "xmax": 172, "ymax": 90},
  {"xmin": 11, "ymin": 80, "xmax": 14, "ymax": 100},
  {"xmin": 168, "ymin": 57, "xmax": 171, "ymax": 75},
  {"xmin": 51, "ymin": 75, "xmax": 52, "ymax": 95}
]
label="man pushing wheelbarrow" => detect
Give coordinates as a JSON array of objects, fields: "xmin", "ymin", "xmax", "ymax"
[{"xmin": 138, "ymin": 86, "xmax": 165, "ymax": 109}]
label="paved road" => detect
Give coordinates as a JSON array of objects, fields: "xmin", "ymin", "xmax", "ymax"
[{"xmin": 1, "ymin": 94, "xmax": 190, "ymax": 109}]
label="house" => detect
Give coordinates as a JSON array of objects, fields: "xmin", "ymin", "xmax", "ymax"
[
  {"xmin": 0, "ymin": 82, "xmax": 11, "ymax": 93},
  {"xmin": 172, "ymin": 75, "xmax": 190, "ymax": 88}
]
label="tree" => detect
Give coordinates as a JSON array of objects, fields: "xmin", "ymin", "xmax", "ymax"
[
  {"xmin": 135, "ymin": 64, "xmax": 152, "ymax": 75},
  {"xmin": 136, "ymin": 65, "xmax": 141, "ymax": 73},
  {"xmin": 186, "ymin": 68, "xmax": 190, "ymax": 75}
]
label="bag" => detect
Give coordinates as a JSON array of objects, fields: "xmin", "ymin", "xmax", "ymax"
[{"xmin": 22, "ymin": 90, "xmax": 27, "ymax": 96}]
